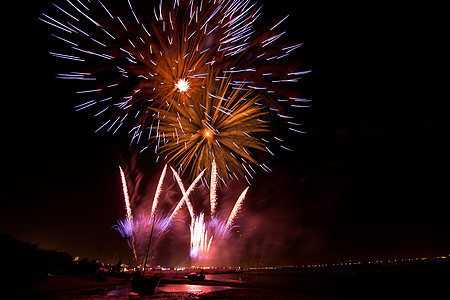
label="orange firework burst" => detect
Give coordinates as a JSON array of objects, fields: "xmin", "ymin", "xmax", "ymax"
[
  {"xmin": 42, "ymin": 0, "xmax": 309, "ymax": 183},
  {"xmin": 153, "ymin": 75, "xmax": 269, "ymax": 183},
  {"xmin": 42, "ymin": 0, "xmax": 264, "ymax": 137}
]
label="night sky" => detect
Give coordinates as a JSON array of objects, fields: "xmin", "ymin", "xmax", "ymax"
[{"xmin": 1, "ymin": 2, "xmax": 448, "ymax": 266}]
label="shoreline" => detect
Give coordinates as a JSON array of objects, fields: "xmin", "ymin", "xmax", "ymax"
[
  {"xmin": 12, "ymin": 274, "xmax": 337, "ymax": 299},
  {"xmin": 10, "ymin": 276, "xmax": 130, "ymax": 298},
  {"xmin": 10, "ymin": 276, "xmax": 336, "ymax": 299},
  {"xmin": 11, "ymin": 263, "xmax": 449, "ymax": 299}
]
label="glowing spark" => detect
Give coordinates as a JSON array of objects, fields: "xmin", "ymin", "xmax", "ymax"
[
  {"xmin": 204, "ymin": 129, "xmax": 213, "ymax": 138},
  {"xmin": 119, "ymin": 166, "xmax": 138, "ymax": 262},
  {"xmin": 175, "ymin": 78, "xmax": 190, "ymax": 93}
]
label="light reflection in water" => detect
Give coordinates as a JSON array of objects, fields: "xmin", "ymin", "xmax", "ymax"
[
  {"xmin": 157, "ymin": 284, "xmax": 231, "ymax": 293},
  {"xmin": 106, "ymin": 284, "xmax": 231, "ymax": 297}
]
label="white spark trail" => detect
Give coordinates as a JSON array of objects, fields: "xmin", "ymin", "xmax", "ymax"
[
  {"xmin": 223, "ymin": 187, "xmax": 249, "ymax": 237},
  {"xmin": 169, "ymin": 168, "xmax": 206, "ymax": 223},
  {"xmin": 150, "ymin": 164, "xmax": 168, "ymax": 221},
  {"xmin": 119, "ymin": 166, "xmax": 138, "ymax": 262},
  {"xmin": 210, "ymin": 159, "xmax": 218, "ymax": 217}
]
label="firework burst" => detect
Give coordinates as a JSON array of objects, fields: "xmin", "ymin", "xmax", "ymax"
[
  {"xmin": 41, "ymin": 0, "xmax": 309, "ymax": 175},
  {"xmin": 41, "ymin": 0, "xmax": 265, "ymax": 137},
  {"xmin": 154, "ymin": 75, "xmax": 269, "ymax": 183}
]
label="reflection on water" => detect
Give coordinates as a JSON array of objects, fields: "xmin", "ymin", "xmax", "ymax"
[
  {"xmin": 206, "ymin": 273, "xmax": 246, "ymax": 283},
  {"xmin": 106, "ymin": 287, "xmax": 133, "ymax": 297},
  {"xmin": 207, "ymin": 271, "xmax": 305, "ymax": 289},
  {"xmin": 105, "ymin": 284, "xmax": 231, "ymax": 297},
  {"xmin": 158, "ymin": 284, "xmax": 231, "ymax": 293}
]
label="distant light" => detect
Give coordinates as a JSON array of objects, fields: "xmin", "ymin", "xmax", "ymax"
[{"xmin": 175, "ymin": 78, "xmax": 190, "ymax": 92}]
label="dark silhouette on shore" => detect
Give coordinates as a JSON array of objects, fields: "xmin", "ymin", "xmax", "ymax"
[{"xmin": 1, "ymin": 234, "xmax": 73, "ymax": 287}]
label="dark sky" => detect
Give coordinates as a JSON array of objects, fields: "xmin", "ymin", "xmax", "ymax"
[{"xmin": 1, "ymin": 2, "xmax": 448, "ymax": 266}]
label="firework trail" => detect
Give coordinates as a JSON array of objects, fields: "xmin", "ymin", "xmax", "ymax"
[
  {"xmin": 209, "ymin": 159, "xmax": 218, "ymax": 217},
  {"xmin": 113, "ymin": 213, "xmax": 173, "ymax": 249},
  {"xmin": 182, "ymin": 160, "xmax": 249, "ymax": 265},
  {"xmin": 115, "ymin": 161, "xmax": 249, "ymax": 266},
  {"xmin": 150, "ymin": 163, "xmax": 167, "ymax": 221},
  {"xmin": 118, "ymin": 166, "xmax": 138, "ymax": 262},
  {"xmin": 115, "ymin": 164, "xmax": 170, "ymax": 262},
  {"xmin": 190, "ymin": 212, "xmax": 213, "ymax": 265},
  {"xmin": 169, "ymin": 167, "xmax": 206, "ymax": 220},
  {"xmin": 112, "ymin": 218, "xmax": 132, "ymax": 239},
  {"xmin": 222, "ymin": 186, "xmax": 249, "ymax": 238},
  {"xmin": 188, "ymin": 190, "xmax": 249, "ymax": 266},
  {"xmin": 114, "ymin": 164, "xmax": 205, "ymax": 261},
  {"xmin": 41, "ymin": 0, "xmax": 309, "ymax": 181}
]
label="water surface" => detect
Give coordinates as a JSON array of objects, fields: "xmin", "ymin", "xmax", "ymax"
[{"xmin": 104, "ymin": 283, "xmax": 231, "ymax": 297}]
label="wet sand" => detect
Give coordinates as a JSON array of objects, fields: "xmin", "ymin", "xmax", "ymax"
[
  {"xmin": 10, "ymin": 276, "xmax": 129, "ymax": 299},
  {"xmin": 10, "ymin": 263, "xmax": 449, "ymax": 299},
  {"xmin": 11, "ymin": 274, "xmax": 346, "ymax": 299}
]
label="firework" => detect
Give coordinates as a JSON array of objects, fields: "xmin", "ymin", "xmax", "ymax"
[
  {"xmin": 113, "ymin": 214, "xmax": 178, "ymax": 264},
  {"xmin": 115, "ymin": 160, "xmax": 249, "ymax": 266},
  {"xmin": 185, "ymin": 161, "xmax": 249, "ymax": 266},
  {"xmin": 41, "ymin": 0, "xmax": 309, "ymax": 173},
  {"xmin": 115, "ymin": 164, "xmax": 170, "ymax": 262},
  {"xmin": 222, "ymin": 186, "xmax": 249, "ymax": 238},
  {"xmin": 137, "ymin": 213, "xmax": 174, "ymax": 243},
  {"xmin": 41, "ymin": 0, "xmax": 265, "ymax": 137},
  {"xmin": 209, "ymin": 159, "xmax": 218, "ymax": 217},
  {"xmin": 113, "ymin": 213, "xmax": 173, "ymax": 248},
  {"xmin": 119, "ymin": 166, "xmax": 138, "ymax": 262},
  {"xmin": 188, "ymin": 194, "xmax": 249, "ymax": 266},
  {"xmin": 154, "ymin": 75, "xmax": 269, "ymax": 183},
  {"xmin": 169, "ymin": 167, "xmax": 205, "ymax": 220},
  {"xmin": 112, "ymin": 218, "xmax": 132, "ymax": 239},
  {"xmin": 190, "ymin": 212, "xmax": 213, "ymax": 265},
  {"xmin": 114, "ymin": 163, "xmax": 204, "ymax": 261},
  {"xmin": 150, "ymin": 163, "xmax": 167, "ymax": 221}
]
